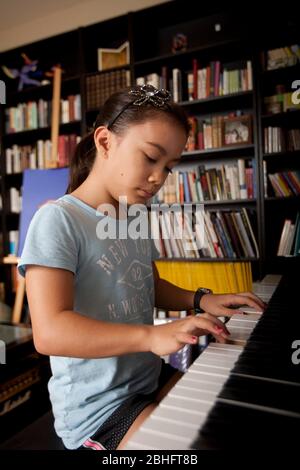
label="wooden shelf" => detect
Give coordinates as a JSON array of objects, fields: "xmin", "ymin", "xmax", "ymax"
[
  {"xmin": 134, "ymin": 38, "xmax": 240, "ymax": 67},
  {"xmin": 179, "ymin": 91, "xmax": 253, "ymax": 107},
  {"xmin": 261, "ymin": 110, "xmax": 300, "ymax": 121},
  {"xmin": 262, "ymin": 63, "xmax": 300, "ymax": 77},
  {"xmin": 3, "ymin": 121, "xmax": 81, "ymax": 143},
  {"xmin": 84, "ymin": 65, "xmax": 130, "ymax": 77},
  {"xmin": 263, "ymin": 150, "xmax": 300, "ymax": 158},
  {"xmin": 157, "ymin": 258, "xmax": 258, "ymax": 263},
  {"xmin": 149, "ymin": 199, "xmax": 256, "ymax": 208},
  {"xmin": 4, "ymin": 120, "xmax": 81, "ymax": 136},
  {"xmin": 156, "ymin": 257, "xmax": 258, "ymax": 262},
  {"xmin": 203, "ymin": 198, "xmax": 256, "ymax": 206},
  {"xmin": 181, "ymin": 144, "xmax": 255, "ymax": 160},
  {"xmin": 265, "ymin": 195, "xmax": 300, "ymax": 202}
]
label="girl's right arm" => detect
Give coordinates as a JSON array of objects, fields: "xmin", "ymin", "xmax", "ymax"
[{"xmin": 26, "ymin": 265, "xmax": 229, "ymax": 358}]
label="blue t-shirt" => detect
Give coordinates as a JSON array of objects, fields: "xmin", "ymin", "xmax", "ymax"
[{"xmin": 18, "ymin": 194, "xmax": 161, "ymax": 449}]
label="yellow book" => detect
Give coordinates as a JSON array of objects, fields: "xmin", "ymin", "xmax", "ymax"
[{"xmin": 155, "ymin": 260, "xmax": 252, "ymax": 294}]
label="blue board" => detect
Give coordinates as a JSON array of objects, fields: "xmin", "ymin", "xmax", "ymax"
[{"xmin": 17, "ymin": 168, "xmax": 69, "ymax": 257}]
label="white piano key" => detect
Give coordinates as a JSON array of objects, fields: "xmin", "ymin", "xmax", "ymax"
[
  {"xmin": 127, "ymin": 428, "xmax": 191, "ymax": 450},
  {"xmin": 251, "ymin": 294, "xmax": 272, "ymax": 303},
  {"xmin": 226, "ymin": 327, "xmax": 252, "ymax": 341},
  {"xmin": 170, "ymin": 387, "xmax": 219, "ymax": 402},
  {"xmin": 160, "ymin": 394, "xmax": 214, "ymax": 412},
  {"xmin": 229, "ymin": 307, "xmax": 263, "ymax": 315},
  {"xmin": 227, "ymin": 325, "xmax": 252, "ymax": 335},
  {"xmin": 175, "ymin": 379, "xmax": 222, "ymax": 393},
  {"xmin": 143, "ymin": 415, "xmax": 199, "ymax": 439},
  {"xmin": 226, "ymin": 320, "xmax": 256, "ymax": 330},
  {"xmin": 189, "ymin": 361, "xmax": 233, "ymax": 372},
  {"xmin": 195, "ymin": 347, "xmax": 240, "ymax": 359},
  {"xmin": 190, "ymin": 355, "xmax": 238, "ymax": 369},
  {"xmin": 194, "ymin": 349, "xmax": 240, "ymax": 365},
  {"xmin": 149, "ymin": 404, "xmax": 206, "ymax": 427},
  {"xmin": 186, "ymin": 368, "xmax": 229, "ymax": 385},
  {"xmin": 206, "ymin": 343, "xmax": 243, "ymax": 353},
  {"xmin": 241, "ymin": 307, "xmax": 264, "ymax": 315},
  {"xmin": 204, "ymin": 345, "xmax": 242, "ymax": 357},
  {"xmin": 201, "ymin": 349, "xmax": 241, "ymax": 360},
  {"xmin": 253, "ymin": 283, "xmax": 276, "ymax": 292},
  {"xmin": 228, "ymin": 313, "xmax": 261, "ymax": 322},
  {"xmin": 125, "ymin": 442, "xmax": 149, "ymax": 450},
  {"xmin": 252, "ymin": 295, "xmax": 271, "ymax": 302},
  {"xmin": 261, "ymin": 274, "xmax": 281, "ymax": 285},
  {"xmin": 187, "ymin": 364, "xmax": 232, "ymax": 378}
]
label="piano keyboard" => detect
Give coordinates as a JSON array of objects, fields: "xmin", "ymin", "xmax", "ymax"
[{"xmin": 126, "ymin": 273, "xmax": 300, "ymax": 449}]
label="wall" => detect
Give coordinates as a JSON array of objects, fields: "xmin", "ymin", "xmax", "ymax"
[{"xmin": 0, "ymin": 0, "xmax": 169, "ymax": 52}]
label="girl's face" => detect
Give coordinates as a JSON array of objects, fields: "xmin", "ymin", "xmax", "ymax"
[{"xmin": 97, "ymin": 118, "xmax": 187, "ymax": 206}]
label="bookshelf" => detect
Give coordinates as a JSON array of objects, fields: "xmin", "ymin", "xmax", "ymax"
[
  {"xmin": 0, "ymin": 1, "xmax": 299, "ymax": 307},
  {"xmin": 258, "ymin": 34, "xmax": 300, "ymax": 274}
]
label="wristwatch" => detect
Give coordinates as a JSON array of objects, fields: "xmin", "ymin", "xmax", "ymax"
[{"xmin": 193, "ymin": 287, "xmax": 213, "ymax": 314}]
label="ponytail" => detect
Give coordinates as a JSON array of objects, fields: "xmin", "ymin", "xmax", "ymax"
[{"xmin": 67, "ymin": 132, "xmax": 96, "ymax": 193}]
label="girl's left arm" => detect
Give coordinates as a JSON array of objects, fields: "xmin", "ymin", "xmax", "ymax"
[
  {"xmin": 152, "ymin": 263, "xmax": 266, "ymax": 317},
  {"xmin": 153, "ymin": 263, "xmax": 194, "ymax": 311}
]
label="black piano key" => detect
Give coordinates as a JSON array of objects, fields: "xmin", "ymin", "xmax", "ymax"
[
  {"xmin": 191, "ymin": 401, "xmax": 300, "ymax": 449},
  {"xmin": 191, "ymin": 270, "xmax": 300, "ymax": 450},
  {"xmin": 232, "ymin": 348, "xmax": 300, "ymax": 384},
  {"xmin": 218, "ymin": 375, "xmax": 300, "ymax": 414}
]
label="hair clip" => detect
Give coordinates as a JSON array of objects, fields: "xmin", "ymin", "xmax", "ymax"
[
  {"xmin": 102, "ymin": 84, "xmax": 172, "ymax": 130},
  {"xmin": 129, "ymin": 84, "xmax": 171, "ymax": 107}
]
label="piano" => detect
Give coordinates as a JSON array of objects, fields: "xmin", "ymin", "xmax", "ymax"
[
  {"xmin": 0, "ymin": 323, "xmax": 51, "ymax": 442},
  {"xmin": 126, "ymin": 272, "xmax": 300, "ymax": 449}
]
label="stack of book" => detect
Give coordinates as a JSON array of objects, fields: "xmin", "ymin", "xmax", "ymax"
[
  {"xmin": 5, "ymin": 95, "xmax": 81, "ymax": 133},
  {"xmin": 150, "ymin": 207, "xmax": 259, "ymax": 259},
  {"xmin": 5, "ymin": 135, "xmax": 81, "ymax": 171},
  {"xmin": 277, "ymin": 213, "xmax": 300, "ymax": 256},
  {"xmin": 264, "ymin": 128, "xmax": 300, "ymax": 153},
  {"xmin": 268, "ymin": 171, "xmax": 300, "ymax": 197},
  {"xmin": 153, "ymin": 161, "xmax": 255, "ymax": 204},
  {"xmin": 136, "ymin": 59, "xmax": 253, "ymax": 103},
  {"xmin": 265, "ymin": 44, "xmax": 300, "ymax": 70},
  {"xmin": 86, "ymin": 69, "xmax": 131, "ymax": 110}
]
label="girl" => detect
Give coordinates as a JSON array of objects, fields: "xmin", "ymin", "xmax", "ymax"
[{"xmin": 18, "ymin": 85, "xmax": 265, "ymax": 450}]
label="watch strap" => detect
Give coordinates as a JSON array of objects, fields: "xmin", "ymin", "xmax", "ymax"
[{"xmin": 193, "ymin": 287, "xmax": 212, "ymax": 313}]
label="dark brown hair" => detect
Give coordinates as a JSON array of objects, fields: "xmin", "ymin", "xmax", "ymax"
[{"xmin": 67, "ymin": 86, "xmax": 190, "ymax": 193}]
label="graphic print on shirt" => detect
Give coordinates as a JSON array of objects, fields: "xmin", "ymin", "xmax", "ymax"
[{"xmin": 96, "ymin": 238, "xmax": 154, "ymax": 322}]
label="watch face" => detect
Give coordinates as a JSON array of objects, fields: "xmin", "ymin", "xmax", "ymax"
[{"xmin": 201, "ymin": 288, "xmax": 212, "ymax": 294}]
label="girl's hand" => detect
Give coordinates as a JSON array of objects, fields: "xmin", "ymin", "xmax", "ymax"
[
  {"xmin": 199, "ymin": 291, "xmax": 267, "ymax": 318},
  {"xmin": 148, "ymin": 314, "xmax": 230, "ymax": 356}
]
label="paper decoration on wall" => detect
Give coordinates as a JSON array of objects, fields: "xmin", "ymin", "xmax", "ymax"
[
  {"xmin": 98, "ymin": 41, "xmax": 130, "ymax": 71},
  {"xmin": 2, "ymin": 53, "xmax": 64, "ymax": 91},
  {"xmin": 2, "ymin": 53, "xmax": 42, "ymax": 91}
]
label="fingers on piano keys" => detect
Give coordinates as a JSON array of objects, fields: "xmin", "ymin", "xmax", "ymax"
[{"xmin": 125, "ymin": 275, "xmax": 287, "ymax": 450}]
